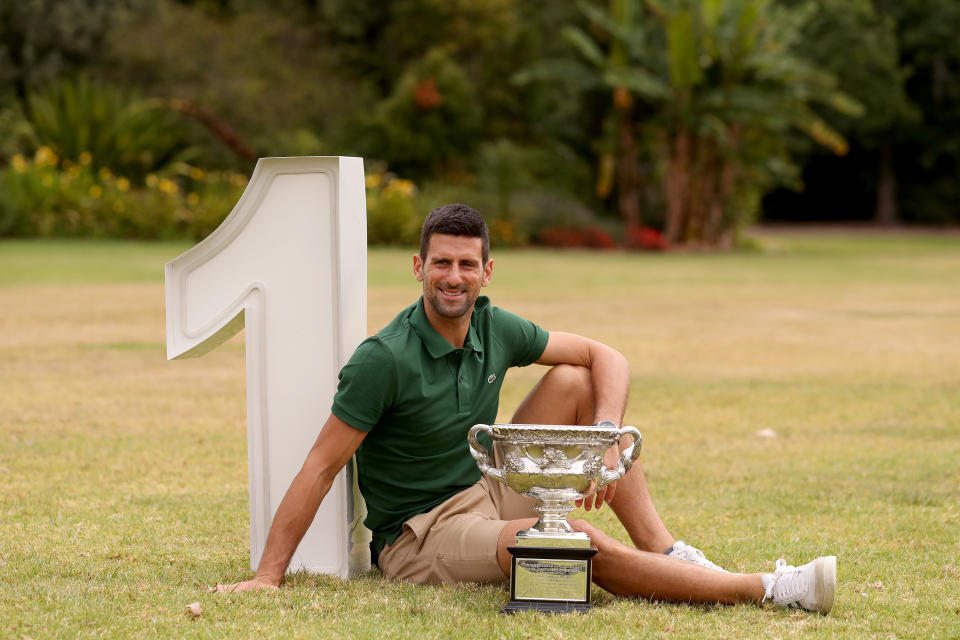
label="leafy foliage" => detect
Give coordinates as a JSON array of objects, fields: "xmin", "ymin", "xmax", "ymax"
[
  {"xmin": 518, "ymin": 0, "xmax": 864, "ymax": 246},
  {"xmin": 26, "ymin": 76, "xmax": 195, "ymax": 181},
  {"xmin": 0, "ymin": 0, "xmax": 144, "ymax": 109},
  {"xmin": 364, "ymin": 169, "xmax": 421, "ymax": 246},
  {"xmin": 877, "ymin": 0, "xmax": 960, "ymax": 224},
  {"xmin": 359, "ymin": 49, "xmax": 483, "ymax": 179},
  {"xmin": 0, "ymin": 147, "xmax": 246, "ymax": 239},
  {"xmin": 2, "ymin": 0, "xmax": 960, "ymax": 241},
  {"xmin": 763, "ymin": 0, "xmax": 918, "ymax": 224}
]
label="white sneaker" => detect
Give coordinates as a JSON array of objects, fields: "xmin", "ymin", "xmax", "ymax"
[
  {"xmin": 667, "ymin": 540, "xmax": 728, "ymax": 572},
  {"xmin": 762, "ymin": 556, "xmax": 837, "ymax": 615}
]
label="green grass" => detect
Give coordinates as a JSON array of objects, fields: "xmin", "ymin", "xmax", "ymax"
[
  {"xmin": 0, "ymin": 239, "xmax": 190, "ymax": 285},
  {"xmin": 2, "ymin": 231, "xmax": 959, "ymax": 638}
]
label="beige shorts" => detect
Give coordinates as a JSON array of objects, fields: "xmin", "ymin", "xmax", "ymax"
[{"xmin": 377, "ymin": 472, "xmax": 538, "ymax": 586}]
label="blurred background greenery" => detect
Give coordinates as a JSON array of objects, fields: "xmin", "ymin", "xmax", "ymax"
[{"xmin": 0, "ymin": 0, "xmax": 957, "ymax": 248}]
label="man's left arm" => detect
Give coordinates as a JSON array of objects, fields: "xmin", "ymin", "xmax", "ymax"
[{"xmin": 536, "ymin": 331, "xmax": 631, "ymax": 509}]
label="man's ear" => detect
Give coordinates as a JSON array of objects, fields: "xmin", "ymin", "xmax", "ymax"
[
  {"xmin": 481, "ymin": 258, "xmax": 493, "ymax": 287},
  {"xmin": 413, "ymin": 253, "xmax": 424, "ymax": 282}
]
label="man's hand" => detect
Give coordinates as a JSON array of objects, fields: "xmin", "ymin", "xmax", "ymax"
[
  {"xmin": 577, "ymin": 444, "xmax": 620, "ymax": 511},
  {"xmin": 215, "ymin": 575, "xmax": 281, "ymax": 593},
  {"xmin": 225, "ymin": 414, "xmax": 366, "ymax": 594}
]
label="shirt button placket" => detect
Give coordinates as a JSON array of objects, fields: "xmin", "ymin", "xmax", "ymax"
[{"xmin": 457, "ymin": 360, "xmax": 470, "ymax": 413}]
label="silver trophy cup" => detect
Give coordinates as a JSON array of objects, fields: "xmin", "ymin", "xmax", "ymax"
[{"xmin": 467, "ymin": 423, "xmax": 642, "ymax": 613}]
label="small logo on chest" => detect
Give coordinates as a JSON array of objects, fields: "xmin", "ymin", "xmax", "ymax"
[{"xmin": 487, "ymin": 373, "xmax": 497, "ymax": 384}]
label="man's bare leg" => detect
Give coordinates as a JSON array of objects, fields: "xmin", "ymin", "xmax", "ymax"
[
  {"xmin": 507, "ymin": 365, "xmax": 836, "ymax": 613},
  {"xmin": 511, "ymin": 364, "xmax": 675, "ymax": 552},
  {"xmin": 494, "ymin": 517, "xmax": 764, "ymax": 605}
]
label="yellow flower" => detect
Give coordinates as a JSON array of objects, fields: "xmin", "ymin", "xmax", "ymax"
[
  {"xmin": 41, "ymin": 174, "xmax": 54, "ymax": 187},
  {"xmin": 79, "ymin": 152, "xmax": 93, "ymax": 166},
  {"xmin": 158, "ymin": 178, "xmax": 179, "ymax": 195},
  {"xmin": 146, "ymin": 174, "xmax": 159, "ymax": 188},
  {"xmin": 187, "ymin": 192, "xmax": 200, "ymax": 206},
  {"xmin": 384, "ymin": 178, "xmax": 416, "ymax": 197},
  {"xmin": 365, "ymin": 173, "xmax": 382, "ymax": 189},
  {"xmin": 229, "ymin": 173, "xmax": 247, "ymax": 187},
  {"xmin": 116, "ymin": 177, "xmax": 130, "ymax": 192},
  {"xmin": 11, "ymin": 154, "xmax": 28, "ymax": 173},
  {"xmin": 67, "ymin": 165, "xmax": 82, "ymax": 179},
  {"xmin": 98, "ymin": 167, "xmax": 113, "ymax": 181},
  {"xmin": 189, "ymin": 167, "xmax": 206, "ymax": 181},
  {"xmin": 89, "ymin": 185, "xmax": 103, "ymax": 198},
  {"xmin": 35, "ymin": 146, "xmax": 59, "ymax": 167}
]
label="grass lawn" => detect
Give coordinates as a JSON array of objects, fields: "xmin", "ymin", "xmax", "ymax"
[{"xmin": 1, "ymin": 231, "xmax": 958, "ymax": 638}]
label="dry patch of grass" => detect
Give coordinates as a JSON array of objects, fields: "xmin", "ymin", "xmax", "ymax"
[{"xmin": 1, "ymin": 234, "xmax": 959, "ymax": 638}]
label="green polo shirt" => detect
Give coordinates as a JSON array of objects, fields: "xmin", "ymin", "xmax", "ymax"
[{"xmin": 331, "ymin": 296, "xmax": 549, "ymax": 552}]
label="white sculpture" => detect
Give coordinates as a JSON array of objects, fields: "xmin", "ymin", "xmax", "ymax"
[{"xmin": 165, "ymin": 156, "xmax": 370, "ymax": 578}]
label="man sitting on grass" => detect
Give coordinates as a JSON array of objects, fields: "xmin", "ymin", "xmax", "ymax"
[{"xmin": 218, "ymin": 203, "xmax": 836, "ymax": 614}]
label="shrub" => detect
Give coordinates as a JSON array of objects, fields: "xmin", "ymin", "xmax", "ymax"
[
  {"xmin": 537, "ymin": 227, "xmax": 616, "ymax": 249},
  {"xmin": 361, "ymin": 49, "xmax": 483, "ymax": 179},
  {"xmin": 0, "ymin": 148, "xmax": 245, "ymax": 239},
  {"xmin": 365, "ymin": 170, "xmax": 420, "ymax": 246},
  {"xmin": 0, "ymin": 105, "xmax": 35, "ymax": 165},
  {"xmin": 26, "ymin": 76, "xmax": 195, "ymax": 182},
  {"xmin": 624, "ymin": 225, "xmax": 668, "ymax": 251}
]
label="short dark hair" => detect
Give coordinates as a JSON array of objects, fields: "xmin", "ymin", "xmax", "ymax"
[{"xmin": 419, "ymin": 203, "xmax": 490, "ymax": 263}]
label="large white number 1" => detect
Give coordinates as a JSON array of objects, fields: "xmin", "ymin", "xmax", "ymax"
[{"xmin": 165, "ymin": 156, "xmax": 370, "ymax": 577}]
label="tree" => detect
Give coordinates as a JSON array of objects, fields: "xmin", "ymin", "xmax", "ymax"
[
  {"xmin": 764, "ymin": 0, "xmax": 917, "ymax": 225},
  {"xmin": 359, "ymin": 49, "xmax": 483, "ymax": 179},
  {"xmin": 517, "ymin": 0, "xmax": 863, "ymax": 247},
  {"xmin": 876, "ymin": 0, "xmax": 960, "ymax": 224},
  {"xmin": 0, "ymin": 0, "xmax": 144, "ymax": 116},
  {"xmin": 766, "ymin": 0, "xmax": 960, "ymax": 226}
]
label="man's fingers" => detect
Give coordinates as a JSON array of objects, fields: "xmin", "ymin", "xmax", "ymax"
[
  {"xmin": 579, "ymin": 456, "xmax": 622, "ymax": 511},
  {"xmin": 604, "ymin": 482, "xmax": 617, "ymax": 504},
  {"xmin": 604, "ymin": 481, "xmax": 617, "ymax": 505},
  {"xmin": 215, "ymin": 580, "xmax": 279, "ymax": 594},
  {"xmin": 584, "ymin": 488, "xmax": 601, "ymax": 511}
]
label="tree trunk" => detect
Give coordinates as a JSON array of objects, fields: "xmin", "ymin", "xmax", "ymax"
[
  {"xmin": 874, "ymin": 144, "xmax": 898, "ymax": 226},
  {"xmin": 688, "ymin": 136, "xmax": 714, "ymax": 247},
  {"xmin": 707, "ymin": 124, "xmax": 740, "ymax": 246},
  {"xmin": 664, "ymin": 128, "xmax": 691, "ymax": 244},
  {"xmin": 614, "ymin": 88, "xmax": 641, "ymax": 229},
  {"xmin": 151, "ymin": 97, "xmax": 257, "ymax": 161}
]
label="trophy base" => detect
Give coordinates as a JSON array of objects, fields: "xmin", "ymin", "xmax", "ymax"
[
  {"xmin": 503, "ymin": 545, "xmax": 598, "ymax": 615},
  {"xmin": 502, "ymin": 600, "xmax": 593, "ymax": 615}
]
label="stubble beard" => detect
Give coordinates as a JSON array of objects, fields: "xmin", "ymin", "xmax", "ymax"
[{"xmin": 424, "ymin": 283, "xmax": 476, "ymax": 319}]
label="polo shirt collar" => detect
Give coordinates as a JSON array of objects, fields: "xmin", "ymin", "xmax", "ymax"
[{"xmin": 411, "ymin": 296, "xmax": 487, "ymax": 358}]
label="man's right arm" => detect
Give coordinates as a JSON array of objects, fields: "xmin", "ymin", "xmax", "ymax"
[{"xmin": 216, "ymin": 413, "xmax": 367, "ymax": 592}]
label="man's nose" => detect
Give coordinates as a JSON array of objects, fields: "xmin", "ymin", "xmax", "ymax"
[{"xmin": 447, "ymin": 265, "xmax": 463, "ymax": 285}]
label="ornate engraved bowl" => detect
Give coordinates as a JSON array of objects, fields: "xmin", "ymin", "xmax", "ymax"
[{"xmin": 468, "ymin": 423, "xmax": 641, "ymax": 536}]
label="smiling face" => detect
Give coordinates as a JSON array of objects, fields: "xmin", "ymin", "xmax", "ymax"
[{"xmin": 413, "ymin": 233, "xmax": 493, "ymax": 321}]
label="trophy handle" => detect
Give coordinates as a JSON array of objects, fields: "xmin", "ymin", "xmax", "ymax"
[
  {"xmin": 597, "ymin": 426, "xmax": 642, "ymax": 488},
  {"xmin": 468, "ymin": 424, "xmax": 507, "ymax": 484}
]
